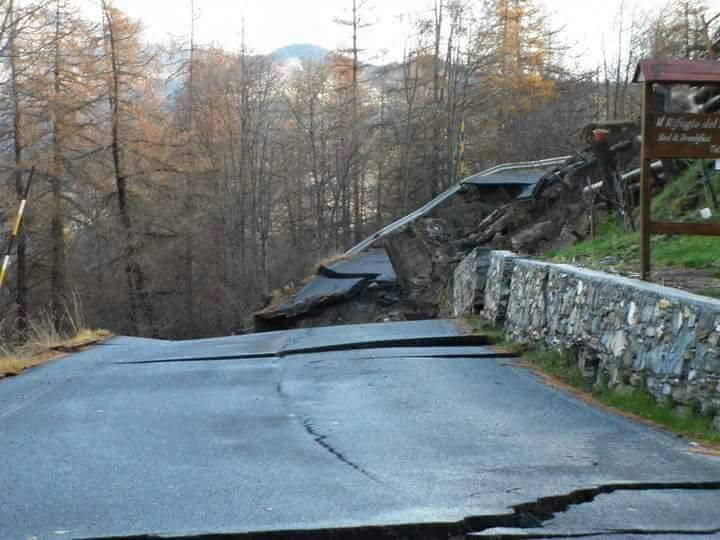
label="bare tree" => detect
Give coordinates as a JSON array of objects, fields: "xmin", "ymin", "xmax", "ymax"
[{"xmin": 101, "ymin": 0, "xmax": 155, "ymax": 334}]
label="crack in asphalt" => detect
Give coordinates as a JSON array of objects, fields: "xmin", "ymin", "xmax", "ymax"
[
  {"xmin": 93, "ymin": 341, "xmax": 720, "ymax": 538},
  {"xmin": 275, "ymin": 376, "xmax": 381, "ymax": 485},
  {"xmin": 307, "ymin": 352, "xmax": 513, "ymax": 365},
  {"xmin": 82, "ymin": 521, "xmax": 720, "ymax": 539},
  {"xmin": 482, "ymin": 528, "xmax": 720, "ymax": 538},
  {"xmin": 302, "ymin": 417, "xmax": 381, "ymax": 484},
  {"xmin": 354, "ymin": 353, "xmax": 515, "ymax": 361},
  {"xmin": 79, "ymin": 483, "xmax": 720, "ymax": 539},
  {"xmin": 116, "ymin": 336, "xmax": 494, "ymax": 365},
  {"xmin": 509, "ymin": 480, "xmax": 720, "ymax": 527}
]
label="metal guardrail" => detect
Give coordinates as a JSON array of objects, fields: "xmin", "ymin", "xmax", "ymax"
[
  {"xmin": 344, "ymin": 156, "xmax": 572, "ymax": 256},
  {"xmin": 463, "ymin": 156, "xmax": 572, "ymax": 180},
  {"xmin": 345, "ymin": 183, "xmax": 465, "ymax": 256}
]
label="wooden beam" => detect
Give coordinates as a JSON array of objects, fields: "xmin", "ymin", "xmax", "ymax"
[
  {"xmin": 640, "ymin": 82, "xmax": 652, "ymax": 280},
  {"xmin": 650, "ymin": 221, "xmax": 720, "ymax": 236}
]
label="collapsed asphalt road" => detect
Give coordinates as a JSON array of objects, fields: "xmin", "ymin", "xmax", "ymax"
[{"xmin": 2, "ymin": 320, "xmax": 720, "ymax": 539}]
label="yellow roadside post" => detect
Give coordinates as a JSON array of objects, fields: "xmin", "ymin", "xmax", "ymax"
[
  {"xmin": 458, "ymin": 118, "xmax": 466, "ymax": 179},
  {"xmin": 0, "ymin": 167, "xmax": 35, "ymax": 290}
]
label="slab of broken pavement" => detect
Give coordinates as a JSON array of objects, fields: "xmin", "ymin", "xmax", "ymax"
[{"xmin": 2, "ymin": 320, "xmax": 720, "ymax": 539}]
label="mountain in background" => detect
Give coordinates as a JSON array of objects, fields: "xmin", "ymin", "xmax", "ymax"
[{"xmin": 271, "ymin": 44, "xmax": 330, "ymax": 63}]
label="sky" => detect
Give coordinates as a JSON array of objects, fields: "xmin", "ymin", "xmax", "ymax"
[{"xmin": 79, "ymin": 0, "xmax": 720, "ymax": 67}]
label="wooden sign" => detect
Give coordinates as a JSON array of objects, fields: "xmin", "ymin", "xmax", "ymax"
[
  {"xmin": 645, "ymin": 113, "xmax": 720, "ymax": 158},
  {"xmin": 634, "ymin": 59, "xmax": 720, "ymax": 280}
]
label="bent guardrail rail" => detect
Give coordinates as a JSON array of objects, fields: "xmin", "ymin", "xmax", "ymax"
[{"xmin": 344, "ymin": 156, "xmax": 572, "ymax": 256}]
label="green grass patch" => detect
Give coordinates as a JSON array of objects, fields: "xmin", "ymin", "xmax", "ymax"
[
  {"xmin": 652, "ymin": 161, "xmax": 720, "ymax": 221},
  {"xmin": 524, "ymin": 348, "xmax": 587, "ymax": 388},
  {"xmin": 548, "ymin": 161, "xmax": 720, "ymax": 271},
  {"xmin": 462, "ymin": 323, "xmax": 720, "ymax": 445},
  {"xmin": 464, "ymin": 317, "xmax": 505, "ymax": 343},
  {"xmin": 652, "ymin": 162, "xmax": 701, "ymax": 219},
  {"xmin": 463, "ymin": 317, "xmax": 526, "ymax": 354},
  {"xmin": 549, "ymin": 216, "xmax": 720, "ymax": 271},
  {"xmin": 699, "ymin": 288, "xmax": 720, "ymax": 299},
  {"xmin": 592, "ymin": 383, "xmax": 720, "ymax": 444},
  {"xmin": 652, "ymin": 235, "xmax": 720, "ymax": 269},
  {"xmin": 522, "ymin": 347, "xmax": 720, "ymax": 446},
  {"xmin": 547, "ymin": 218, "xmax": 638, "ymax": 264}
]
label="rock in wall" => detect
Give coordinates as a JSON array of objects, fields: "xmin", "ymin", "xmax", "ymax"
[
  {"xmin": 481, "ymin": 251, "xmax": 521, "ymax": 324},
  {"xmin": 452, "ymin": 248, "xmax": 492, "ymax": 317},
  {"xmin": 384, "ymin": 225, "xmax": 434, "ymax": 291}
]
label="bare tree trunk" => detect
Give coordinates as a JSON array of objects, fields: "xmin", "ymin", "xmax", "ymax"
[
  {"xmin": 612, "ymin": 4, "xmax": 623, "ymax": 119},
  {"xmin": 103, "ymin": 1, "xmax": 153, "ymax": 335},
  {"xmin": 602, "ymin": 49, "xmax": 611, "ymax": 119},
  {"xmin": 9, "ymin": 3, "xmax": 27, "ymax": 338},
  {"xmin": 375, "ymin": 86, "xmax": 385, "ymax": 228},
  {"xmin": 182, "ymin": 0, "xmax": 196, "ymax": 333},
  {"xmin": 684, "ymin": 0, "xmax": 690, "ymax": 58},
  {"xmin": 50, "ymin": 0, "xmax": 66, "ymax": 331},
  {"xmin": 351, "ymin": 0, "xmax": 362, "ymax": 244},
  {"xmin": 431, "ymin": 0, "xmax": 444, "ymax": 196},
  {"xmin": 400, "ymin": 49, "xmax": 418, "ymax": 214}
]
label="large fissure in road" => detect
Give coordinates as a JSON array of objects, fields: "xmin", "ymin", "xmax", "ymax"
[
  {"xmin": 87, "ymin": 482, "xmax": 720, "ymax": 540},
  {"xmin": 118, "ymin": 335, "xmax": 506, "ymax": 365}
]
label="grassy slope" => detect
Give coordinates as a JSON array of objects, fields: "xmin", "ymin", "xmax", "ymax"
[{"xmin": 548, "ymin": 161, "xmax": 720, "ymax": 270}]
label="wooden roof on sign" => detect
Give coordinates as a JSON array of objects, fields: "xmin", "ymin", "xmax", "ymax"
[{"xmin": 633, "ymin": 58, "xmax": 720, "ymax": 84}]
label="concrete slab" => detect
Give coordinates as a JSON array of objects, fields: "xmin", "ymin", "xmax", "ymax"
[
  {"xmin": 255, "ymin": 248, "xmax": 397, "ymax": 325},
  {"xmin": 328, "ymin": 248, "xmax": 397, "ymax": 283},
  {"xmin": 462, "ymin": 168, "xmax": 556, "ymax": 201},
  {"xmin": 541, "ymin": 489, "xmax": 720, "ymax": 536}
]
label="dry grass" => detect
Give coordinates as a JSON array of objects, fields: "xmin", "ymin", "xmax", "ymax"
[
  {"xmin": 258, "ymin": 284, "xmax": 300, "ymax": 315},
  {"xmin": 295, "ymin": 252, "xmax": 352, "ymax": 289},
  {"xmin": 0, "ymin": 327, "xmax": 111, "ymax": 378},
  {"xmin": 314, "ymin": 252, "xmax": 350, "ymax": 270},
  {"xmin": 0, "ymin": 297, "xmax": 111, "ymax": 378}
]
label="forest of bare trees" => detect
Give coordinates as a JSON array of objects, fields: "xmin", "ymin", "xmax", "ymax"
[{"xmin": 0, "ymin": 0, "xmax": 717, "ymax": 340}]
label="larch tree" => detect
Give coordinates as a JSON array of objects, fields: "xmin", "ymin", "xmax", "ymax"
[
  {"xmin": 42, "ymin": 0, "xmax": 103, "ymax": 330},
  {"xmin": 334, "ymin": 0, "xmax": 372, "ymax": 246},
  {"xmin": 5, "ymin": 1, "xmax": 30, "ymax": 338},
  {"xmin": 100, "ymin": 0, "xmax": 160, "ymax": 335}
]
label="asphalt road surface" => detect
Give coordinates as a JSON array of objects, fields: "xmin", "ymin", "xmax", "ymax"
[{"xmin": 2, "ymin": 320, "xmax": 720, "ymax": 539}]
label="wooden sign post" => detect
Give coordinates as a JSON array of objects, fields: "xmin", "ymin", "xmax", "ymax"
[{"xmin": 634, "ymin": 59, "xmax": 720, "ymax": 280}]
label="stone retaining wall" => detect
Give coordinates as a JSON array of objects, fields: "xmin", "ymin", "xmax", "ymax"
[
  {"xmin": 453, "ymin": 248, "xmax": 492, "ymax": 316},
  {"xmin": 476, "ymin": 250, "xmax": 720, "ymax": 418},
  {"xmin": 481, "ymin": 251, "xmax": 520, "ymax": 324}
]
